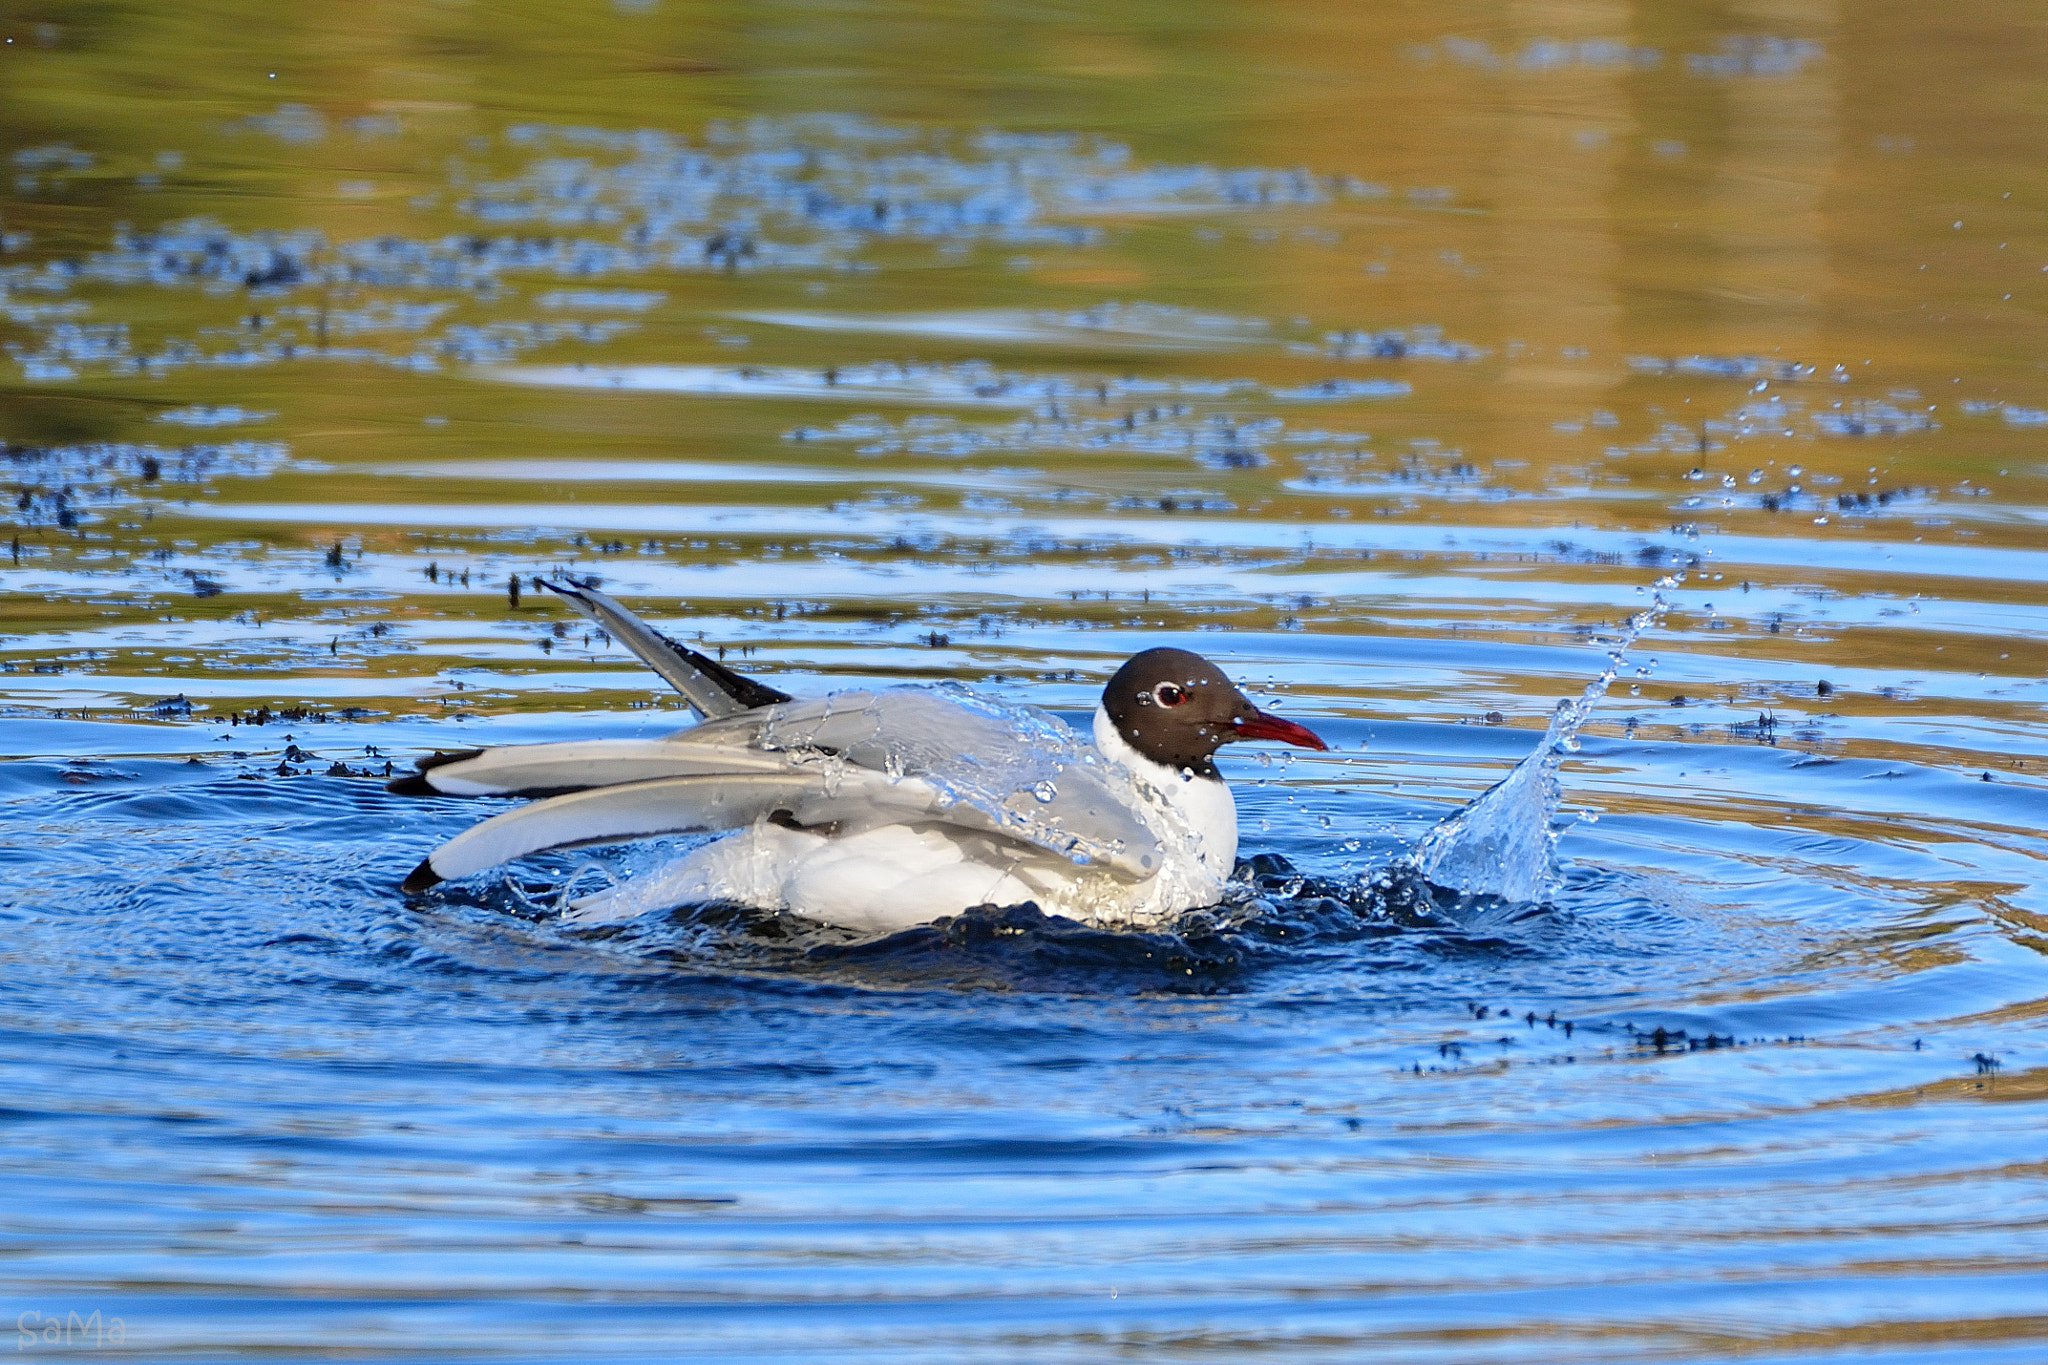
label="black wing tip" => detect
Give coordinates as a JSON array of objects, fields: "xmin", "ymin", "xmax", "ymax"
[
  {"xmin": 704, "ymin": 659, "xmax": 795, "ymax": 710},
  {"xmin": 542, "ymin": 577, "xmax": 793, "ymax": 711},
  {"xmin": 400, "ymin": 859, "xmax": 444, "ymax": 894},
  {"xmin": 386, "ymin": 748, "xmax": 486, "ymax": 797}
]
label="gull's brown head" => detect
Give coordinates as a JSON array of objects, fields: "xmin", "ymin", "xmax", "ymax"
[{"xmin": 1101, "ymin": 647, "xmax": 1326, "ymax": 777}]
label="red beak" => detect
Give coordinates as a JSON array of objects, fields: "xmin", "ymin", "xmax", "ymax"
[{"xmin": 1230, "ymin": 708, "xmax": 1328, "ymax": 751}]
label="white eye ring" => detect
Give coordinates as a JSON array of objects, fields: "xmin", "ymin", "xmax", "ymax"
[{"xmin": 1151, "ymin": 682, "xmax": 1187, "ymax": 707}]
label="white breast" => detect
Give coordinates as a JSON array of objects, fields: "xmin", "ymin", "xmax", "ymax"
[{"xmin": 1092, "ymin": 704, "xmax": 1239, "ymax": 879}]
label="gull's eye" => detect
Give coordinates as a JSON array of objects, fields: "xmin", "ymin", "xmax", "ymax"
[{"xmin": 1152, "ymin": 682, "xmax": 1187, "ymax": 707}]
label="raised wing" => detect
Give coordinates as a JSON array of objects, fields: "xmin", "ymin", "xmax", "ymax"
[{"xmin": 537, "ymin": 578, "xmax": 790, "ymax": 718}]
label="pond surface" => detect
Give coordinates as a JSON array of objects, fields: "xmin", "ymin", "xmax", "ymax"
[{"xmin": 6, "ymin": 2, "xmax": 2048, "ymax": 1360}]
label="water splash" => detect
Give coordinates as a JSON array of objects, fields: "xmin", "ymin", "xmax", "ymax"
[{"xmin": 1408, "ymin": 573, "xmax": 1685, "ymax": 902}]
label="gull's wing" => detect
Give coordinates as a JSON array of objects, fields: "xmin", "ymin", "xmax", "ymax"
[
  {"xmin": 400, "ymin": 762, "xmax": 1159, "ymax": 893},
  {"xmin": 396, "ymin": 687, "xmax": 1167, "ymax": 893},
  {"xmin": 750, "ymin": 688, "xmax": 1166, "ymax": 878},
  {"xmin": 382, "ymin": 692, "xmax": 837, "ymax": 802},
  {"xmin": 537, "ymin": 578, "xmax": 790, "ymax": 718},
  {"xmin": 386, "ymin": 738, "xmax": 794, "ymax": 799},
  {"xmin": 403, "ymin": 771, "xmax": 838, "ymax": 892},
  {"xmin": 383, "ymin": 693, "xmax": 879, "ymax": 799}
]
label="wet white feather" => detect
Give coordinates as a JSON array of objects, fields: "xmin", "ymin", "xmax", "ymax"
[{"xmin": 1091, "ymin": 704, "xmax": 1239, "ymax": 878}]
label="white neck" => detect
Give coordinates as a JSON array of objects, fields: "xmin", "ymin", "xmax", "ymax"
[{"xmin": 1092, "ymin": 703, "xmax": 1239, "ymax": 878}]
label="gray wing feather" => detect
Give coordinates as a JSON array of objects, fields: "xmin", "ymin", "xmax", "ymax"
[
  {"xmin": 414, "ymin": 772, "xmax": 838, "ymax": 886},
  {"xmin": 537, "ymin": 579, "xmax": 790, "ymax": 717},
  {"xmin": 398, "ymin": 738, "xmax": 799, "ymax": 797},
  {"xmin": 756, "ymin": 689, "xmax": 1163, "ymax": 877}
]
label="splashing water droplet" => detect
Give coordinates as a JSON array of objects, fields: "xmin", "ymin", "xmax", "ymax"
[
  {"xmin": 1408, "ymin": 569, "xmax": 1680, "ymax": 902},
  {"xmin": 1032, "ymin": 779, "xmax": 1058, "ymax": 803}
]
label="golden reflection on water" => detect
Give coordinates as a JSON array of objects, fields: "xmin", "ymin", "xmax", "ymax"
[{"xmin": 2, "ymin": 0, "xmax": 2047, "ymax": 746}]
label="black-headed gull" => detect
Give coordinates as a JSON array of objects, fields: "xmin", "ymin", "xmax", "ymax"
[{"xmin": 392, "ymin": 581, "xmax": 1325, "ymax": 932}]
